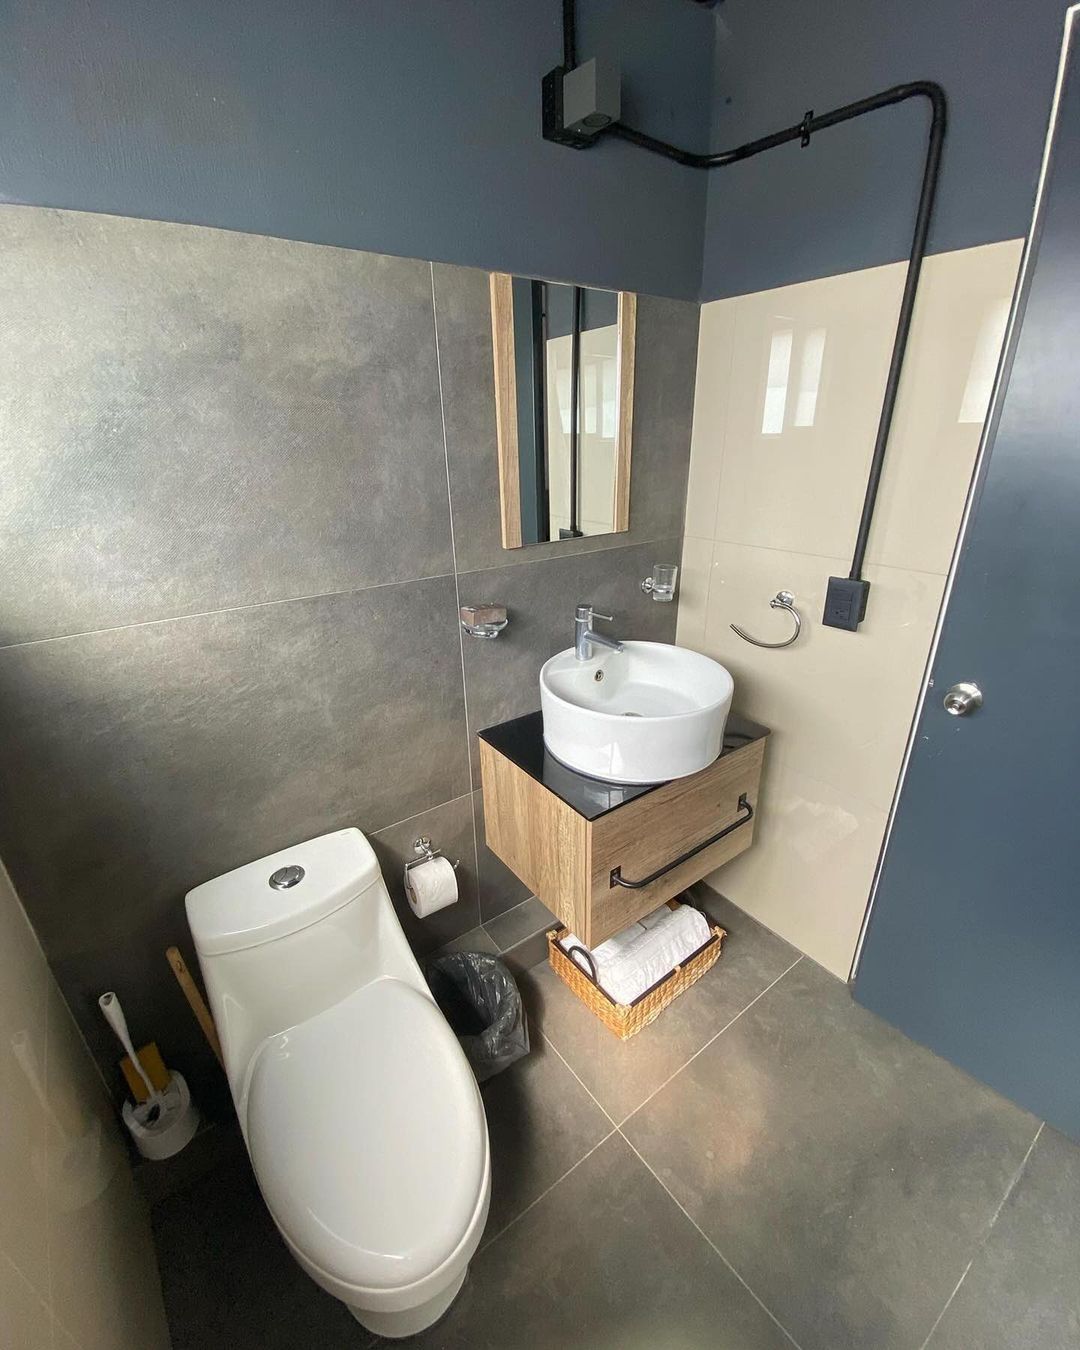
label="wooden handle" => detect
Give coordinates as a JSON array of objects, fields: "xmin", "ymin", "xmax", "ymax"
[{"xmin": 166, "ymin": 946, "xmax": 224, "ymax": 1068}]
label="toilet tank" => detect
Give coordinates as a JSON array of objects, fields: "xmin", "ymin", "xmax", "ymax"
[{"xmin": 186, "ymin": 827, "xmax": 425, "ymax": 1107}]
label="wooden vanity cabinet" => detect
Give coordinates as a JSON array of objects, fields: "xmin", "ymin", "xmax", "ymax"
[{"xmin": 479, "ymin": 712, "xmax": 767, "ymax": 948}]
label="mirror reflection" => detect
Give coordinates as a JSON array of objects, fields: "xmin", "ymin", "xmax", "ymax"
[{"xmin": 490, "ymin": 274, "xmax": 635, "ymax": 549}]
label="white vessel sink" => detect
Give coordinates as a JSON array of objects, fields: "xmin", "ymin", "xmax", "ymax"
[{"xmin": 540, "ymin": 641, "xmax": 734, "ymax": 785}]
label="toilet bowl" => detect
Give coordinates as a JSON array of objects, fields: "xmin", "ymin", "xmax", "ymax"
[{"xmin": 185, "ymin": 827, "xmax": 491, "ymax": 1339}]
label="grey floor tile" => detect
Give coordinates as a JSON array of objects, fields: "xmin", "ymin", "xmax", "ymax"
[
  {"xmin": 927, "ymin": 1125, "xmax": 1080, "ymax": 1350},
  {"xmin": 150, "ymin": 1134, "xmax": 342, "ymax": 1350},
  {"xmin": 623, "ymin": 958, "xmax": 1042, "ymax": 1350},
  {"xmin": 134, "ymin": 1120, "xmax": 248, "ymax": 1209},
  {"xmin": 498, "ymin": 928, "xmax": 552, "ymax": 977},
  {"xmin": 521, "ymin": 893, "xmax": 799, "ymax": 1122},
  {"xmin": 480, "ymin": 1034, "xmax": 612, "ymax": 1236},
  {"xmin": 407, "ymin": 1132, "xmax": 795, "ymax": 1350},
  {"xmin": 274, "ymin": 1295, "xmax": 377, "ymax": 1348},
  {"xmin": 484, "ymin": 895, "xmax": 556, "ymax": 952},
  {"xmin": 148, "ymin": 1041, "xmax": 609, "ymax": 1348}
]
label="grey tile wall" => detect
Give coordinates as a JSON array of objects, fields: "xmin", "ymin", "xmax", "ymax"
[
  {"xmin": 462, "ymin": 539, "xmax": 682, "ymax": 921},
  {"xmin": 371, "ymin": 795, "xmax": 479, "ymax": 956},
  {"xmin": 0, "ymin": 206, "xmax": 697, "ymax": 1111},
  {"xmin": 0, "ymin": 208, "xmax": 453, "ymax": 645},
  {"xmin": 459, "ymin": 537, "xmax": 683, "ymax": 773}
]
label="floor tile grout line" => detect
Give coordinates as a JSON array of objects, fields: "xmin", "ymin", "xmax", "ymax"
[
  {"xmin": 476, "ymin": 1126, "xmax": 619, "ymax": 1256},
  {"xmin": 429, "ymin": 263, "xmax": 482, "ymax": 905},
  {"xmin": 481, "ymin": 1013, "xmax": 805, "ymax": 1350},
  {"xmin": 541, "ymin": 1032, "xmax": 621, "ymax": 1131},
  {"xmin": 986, "ymin": 1119, "xmax": 1044, "ymax": 1232},
  {"xmin": 916, "ymin": 1257, "xmax": 974, "ymax": 1350},
  {"xmin": 917, "ymin": 1119, "xmax": 1045, "ymax": 1350},
  {"xmin": 483, "ymin": 900, "xmax": 553, "ymax": 952},
  {"xmin": 534, "ymin": 949, "xmax": 803, "ymax": 1130},
  {"xmin": 479, "ymin": 917, "xmax": 529, "ymax": 956},
  {"xmin": 482, "ymin": 924, "xmax": 543, "ymax": 956},
  {"xmin": 485, "ymin": 893, "xmax": 543, "ymax": 926},
  {"xmin": 617, "ymin": 954, "xmax": 804, "ymax": 1128},
  {"xmin": 619, "ymin": 1130, "xmax": 806, "ymax": 1350}
]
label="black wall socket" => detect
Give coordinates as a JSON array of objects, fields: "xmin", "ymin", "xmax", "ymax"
[{"xmin": 823, "ymin": 576, "xmax": 870, "ymax": 631}]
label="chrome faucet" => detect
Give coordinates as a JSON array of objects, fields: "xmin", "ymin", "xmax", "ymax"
[{"xmin": 574, "ymin": 603, "xmax": 625, "ymax": 662}]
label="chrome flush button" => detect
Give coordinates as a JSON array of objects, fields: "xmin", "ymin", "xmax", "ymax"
[{"xmin": 269, "ymin": 864, "xmax": 305, "ymax": 890}]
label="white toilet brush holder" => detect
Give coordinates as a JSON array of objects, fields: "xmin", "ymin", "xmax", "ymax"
[
  {"xmin": 120, "ymin": 1071, "xmax": 199, "ymax": 1160},
  {"xmin": 98, "ymin": 991, "xmax": 199, "ymax": 1160}
]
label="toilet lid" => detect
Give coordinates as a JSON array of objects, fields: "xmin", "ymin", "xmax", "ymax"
[{"xmin": 246, "ymin": 977, "xmax": 488, "ymax": 1291}]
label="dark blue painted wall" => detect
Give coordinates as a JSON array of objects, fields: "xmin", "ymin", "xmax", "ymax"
[
  {"xmin": 0, "ymin": 0, "xmax": 714, "ymax": 301},
  {"xmin": 2, "ymin": 2, "xmax": 1072, "ymax": 308},
  {"xmin": 701, "ymin": 0, "xmax": 1072, "ymax": 299},
  {"xmin": 854, "ymin": 15, "xmax": 1080, "ymax": 1141}
]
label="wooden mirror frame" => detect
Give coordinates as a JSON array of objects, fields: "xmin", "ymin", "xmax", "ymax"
[{"xmin": 489, "ymin": 273, "xmax": 636, "ymax": 549}]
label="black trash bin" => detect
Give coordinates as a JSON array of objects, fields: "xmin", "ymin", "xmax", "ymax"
[{"xmin": 425, "ymin": 952, "xmax": 530, "ymax": 1082}]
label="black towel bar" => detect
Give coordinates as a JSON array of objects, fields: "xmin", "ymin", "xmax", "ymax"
[{"xmin": 609, "ymin": 794, "xmax": 754, "ymax": 890}]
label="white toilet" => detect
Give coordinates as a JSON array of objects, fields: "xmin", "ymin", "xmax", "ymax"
[{"xmin": 184, "ymin": 827, "xmax": 491, "ymax": 1339}]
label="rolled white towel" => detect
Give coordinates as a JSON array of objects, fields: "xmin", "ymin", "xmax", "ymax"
[
  {"xmin": 561, "ymin": 905, "xmax": 712, "ymax": 1005},
  {"xmin": 562, "ymin": 920, "xmax": 645, "ymax": 968},
  {"xmin": 562, "ymin": 905, "xmax": 672, "ymax": 967},
  {"xmin": 562, "ymin": 908, "xmax": 677, "ymax": 973},
  {"xmin": 601, "ymin": 906, "xmax": 711, "ymax": 1003}
]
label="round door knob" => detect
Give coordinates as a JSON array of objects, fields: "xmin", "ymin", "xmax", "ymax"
[{"xmin": 943, "ymin": 681, "xmax": 983, "ymax": 716}]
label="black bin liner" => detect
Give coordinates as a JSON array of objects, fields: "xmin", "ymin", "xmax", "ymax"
[{"xmin": 425, "ymin": 952, "xmax": 530, "ymax": 1082}]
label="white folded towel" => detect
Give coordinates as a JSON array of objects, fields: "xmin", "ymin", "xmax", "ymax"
[{"xmin": 562, "ymin": 904, "xmax": 712, "ymax": 1005}]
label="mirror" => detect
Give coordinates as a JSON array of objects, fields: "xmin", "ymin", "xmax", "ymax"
[{"xmin": 490, "ymin": 273, "xmax": 636, "ymax": 549}]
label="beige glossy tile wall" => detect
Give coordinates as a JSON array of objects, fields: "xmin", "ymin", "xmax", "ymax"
[
  {"xmin": 0, "ymin": 862, "xmax": 169, "ymax": 1350},
  {"xmin": 679, "ymin": 241, "xmax": 1023, "ymax": 977}
]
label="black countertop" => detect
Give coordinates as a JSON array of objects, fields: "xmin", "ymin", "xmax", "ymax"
[{"xmin": 478, "ymin": 710, "xmax": 769, "ymax": 822}]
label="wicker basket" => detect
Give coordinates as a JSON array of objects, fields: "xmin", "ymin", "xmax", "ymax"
[{"xmin": 546, "ymin": 899, "xmax": 726, "ymax": 1040}]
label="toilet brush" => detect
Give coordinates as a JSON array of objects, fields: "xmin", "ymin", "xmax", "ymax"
[
  {"xmin": 97, "ymin": 991, "xmax": 199, "ymax": 1160},
  {"xmin": 98, "ymin": 992, "xmax": 163, "ymax": 1118}
]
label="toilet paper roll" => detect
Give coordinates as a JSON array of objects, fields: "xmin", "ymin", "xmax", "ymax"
[{"xmin": 404, "ymin": 855, "xmax": 458, "ymax": 917}]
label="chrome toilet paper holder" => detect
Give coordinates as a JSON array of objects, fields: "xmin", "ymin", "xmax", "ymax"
[{"xmin": 405, "ymin": 836, "xmax": 461, "ymax": 874}]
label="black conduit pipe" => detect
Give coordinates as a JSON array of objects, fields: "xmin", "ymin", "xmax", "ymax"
[
  {"xmin": 549, "ymin": 3, "xmax": 947, "ymax": 619},
  {"xmin": 606, "ymin": 84, "xmax": 947, "ymax": 587},
  {"xmin": 562, "ymin": 0, "xmax": 576, "ymax": 68}
]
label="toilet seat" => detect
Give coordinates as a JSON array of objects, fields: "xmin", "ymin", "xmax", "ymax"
[{"xmin": 245, "ymin": 977, "xmax": 488, "ymax": 1292}]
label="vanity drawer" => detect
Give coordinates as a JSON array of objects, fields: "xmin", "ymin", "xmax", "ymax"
[
  {"xmin": 480, "ymin": 721, "xmax": 766, "ymax": 951},
  {"xmin": 586, "ymin": 737, "xmax": 764, "ymax": 946}
]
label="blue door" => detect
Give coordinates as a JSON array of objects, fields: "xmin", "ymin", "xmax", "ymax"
[{"xmin": 855, "ymin": 11, "xmax": 1080, "ymax": 1143}]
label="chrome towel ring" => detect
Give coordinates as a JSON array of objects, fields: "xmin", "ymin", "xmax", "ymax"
[{"xmin": 731, "ymin": 590, "xmax": 802, "ymax": 649}]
